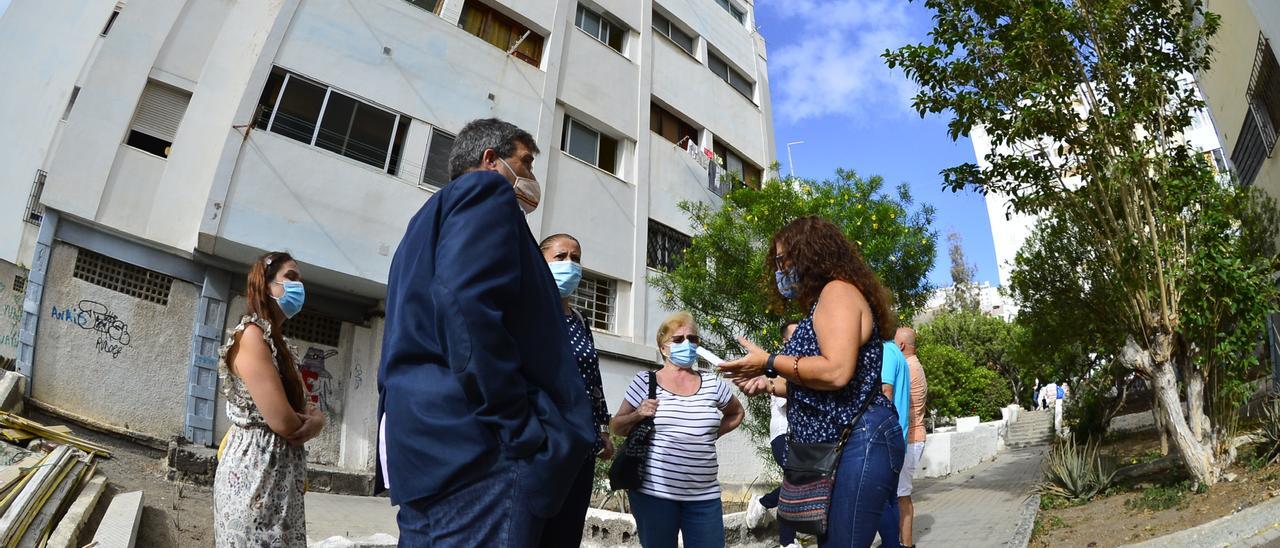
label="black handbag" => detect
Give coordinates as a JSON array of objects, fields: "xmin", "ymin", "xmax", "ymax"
[
  {"xmin": 776, "ymin": 396, "xmax": 875, "ymax": 535},
  {"xmin": 608, "ymin": 371, "xmax": 657, "ymax": 490}
]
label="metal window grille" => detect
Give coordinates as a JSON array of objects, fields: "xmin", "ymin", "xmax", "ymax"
[
  {"xmin": 25, "ymin": 170, "xmax": 46, "ymax": 225},
  {"xmin": 570, "ymin": 274, "xmax": 616, "ymax": 333},
  {"xmin": 282, "ymin": 309, "xmax": 342, "ymax": 347},
  {"xmin": 1234, "ymin": 111, "xmax": 1269, "ymax": 186},
  {"xmin": 1246, "ymin": 33, "xmax": 1280, "ymax": 152},
  {"xmin": 647, "ymin": 220, "xmax": 691, "ymax": 273},
  {"xmin": 72, "ymin": 249, "xmax": 173, "ymax": 305},
  {"xmin": 12, "ymin": 276, "xmax": 25, "ymax": 294}
]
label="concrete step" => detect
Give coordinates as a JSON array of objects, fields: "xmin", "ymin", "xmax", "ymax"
[
  {"xmin": 46, "ymin": 474, "xmax": 107, "ymax": 548},
  {"xmin": 90, "ymin": 490, "xmax": 143, "ymax": 548}
]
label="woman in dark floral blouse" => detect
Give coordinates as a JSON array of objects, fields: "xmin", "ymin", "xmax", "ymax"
[{"xmin": 537, "ymin": 233, "xmax": 612, "ymax": 548}]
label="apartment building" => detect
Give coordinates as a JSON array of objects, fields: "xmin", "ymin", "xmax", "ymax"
[
  {"xmin": 0, "ymin": 0, "xmax": 775, "ymax": 492},
  {"xmin": 1198, "ymin": 1, "xmax": 1279, "ymax": 200}
]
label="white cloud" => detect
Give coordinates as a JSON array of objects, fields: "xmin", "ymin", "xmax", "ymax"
[{"xmin": 761, "ymin": 0, "xmax": 919, "ymax": 124}]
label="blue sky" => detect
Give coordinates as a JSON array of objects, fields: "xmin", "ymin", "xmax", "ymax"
[{"xmin": 755, "ymin": 0, "xmax": 999, "ymax": 289}]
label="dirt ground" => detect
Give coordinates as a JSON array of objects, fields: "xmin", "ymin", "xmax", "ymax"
[
  {"xmin": 1030, "ymin": 430, "xmax": 1280, "ymax": 547},
  {"xmin": 19, "ymin": 410, "xmax": 216, "ymax": 547}
]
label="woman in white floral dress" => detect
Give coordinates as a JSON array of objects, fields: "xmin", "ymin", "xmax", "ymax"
[{"xmin": 214, "ymin": 252, "xmax": 326, "ymax": 547}]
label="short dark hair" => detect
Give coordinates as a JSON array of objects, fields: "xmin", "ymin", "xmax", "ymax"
[
  {"xmin": 538, "ymin": 233, "xmax": 580, "ymax": 252},
  {"xmin": 448, "ymin": 118, "xmax": 540, "ymax": 181}
]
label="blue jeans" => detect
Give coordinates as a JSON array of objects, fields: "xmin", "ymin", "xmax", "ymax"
[
  {"xmin": 396, "ymin": 456, "xmax": 542, "ymax": 547},
  {"xmin": 758, "ymin": 435, "xmax": 796, "ymax": 545},
  {"xmin": 821, "ymin": 405, "xmax": 905, "ymax": 548},
  {"xmin": 628, "ymin": 491, "xmax": 724, "ymax": 548},
  {"xmin": 877, "ymin": 495, "xmax": 901, "ymax": 547}
]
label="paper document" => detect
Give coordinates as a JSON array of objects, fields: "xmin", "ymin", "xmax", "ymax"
[{"xmin": 696, "ymin": 346, "xmax": 726, "ymax": 366}]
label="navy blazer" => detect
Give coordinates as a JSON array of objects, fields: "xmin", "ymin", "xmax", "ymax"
[{"xmin": 376, "ymin": 170, "xmax": 595, "ymax": 516}]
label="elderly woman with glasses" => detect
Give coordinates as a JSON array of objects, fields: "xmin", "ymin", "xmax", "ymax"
[{"xmin": 609, "ymin": 311, "xmax": 745, "ymax": 548}]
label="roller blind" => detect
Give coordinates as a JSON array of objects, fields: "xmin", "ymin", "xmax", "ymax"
[{"xmin": 131, "ymin": 82, "xmax": 191, "ymax": 142}]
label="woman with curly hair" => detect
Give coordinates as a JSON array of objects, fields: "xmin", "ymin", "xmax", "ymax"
[{"xmin": 722, "ymin": 216, "xmax": 905, "ymax": 547}]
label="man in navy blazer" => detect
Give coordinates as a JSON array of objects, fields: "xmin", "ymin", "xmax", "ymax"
[{"xmin": 377, "ymin": 118, "xmax": 595, "ymax": 546}]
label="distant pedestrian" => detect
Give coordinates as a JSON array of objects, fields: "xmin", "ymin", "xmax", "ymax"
[
  {"xmin": 744, "ymin": 320, "xmax": 800, "ymax": 548},
  {"xmin": 536, "ymin": 233, "xmax": 613, "ymax": 548},
  {"xmin": 893, "ymin": 326, "xmax": 928, "ymax": 548},
  {"xmin": 876, "ymin": 340, "xmax": 911, "ymax": 547},
  {"xmin": 721, "ymin": 216, "xmax": 905, "ymax": 547},
  {"xmin": 610, "ymin": 312, "xmax": 745, "ymax": 548},
  {"xmin": 377, "ymin": 118, "xmax": 594, "ymax": 546},
  {"xmin": 214, "ymin": 252, "xmax": 325, "ymax": 547}
]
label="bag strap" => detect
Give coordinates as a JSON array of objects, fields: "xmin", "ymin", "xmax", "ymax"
[{"xmin": 648, "ymin": 370, "xmax": 657, "ymax": 399}]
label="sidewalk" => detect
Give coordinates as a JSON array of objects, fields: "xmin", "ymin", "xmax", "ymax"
[
  {"xmin": 306, "ymin": 492, "xmax": 398, "ymax": 546},
  {"xmin": 909, "ymin": 445, "xmax": 1048, "ymax": 547}
]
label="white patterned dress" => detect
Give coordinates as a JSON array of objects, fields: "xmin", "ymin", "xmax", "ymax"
[{"xmin": 213, "ymin": 315, "xmax": 308, "ymax": 547}]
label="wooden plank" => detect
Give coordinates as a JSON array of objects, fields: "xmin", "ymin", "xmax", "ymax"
[
  {"xmin": 0, "ymin": 447, "xmax": 74, "ymax": 545},
  {"xmin": 16, "ymin": 460, "xmax": 85, "ymax": 547},
  {"xmin": 42, "ymin": 474, "xmax": 105, "ymax": 548},
  {"xmin": 89, "ymin": 491, "xmax": 143, "ymax": 548}
]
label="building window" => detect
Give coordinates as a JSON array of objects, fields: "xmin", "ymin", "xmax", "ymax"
[
  {"xmin": 562, "ymin": 117, "xmax": 620, "ymax": 175},
  {"xmin": 650, "ymin": 102, "xmax": 698, "ymax": 147},
  {"xmin": 1203, "ymin": 148, "xmax": 1229, "ymax": 177},
  {"xmin": 708, "ymin": 52, "xmax": 754, "ymax": 100},
  {"xmin": 126, "ymin": 81, "xmax": 191, "ymax": 158},
  {"xmin": 713, "ymin": 141, "xmax": 762, "ymax": 190},
  {"xmin": 283, "ymin": 309, "xmax": 343, "ymax": 347},
  {"xmin": 255, "ymin": 68, "xmax": 410, "ymax": 174},
  {"xmin": 570, "ymin": 273, "xmax": 616, "ymax": 333},
  {"xmin": 73, "ymin": 249, "xmax": 173, "ymax": 306},
  {"xmin": 576, "ymin": 5, "xmax": 626, "ymax": 54},
  {"xmin": 421, "ymin": 128, "xmax": 456, "ymax": 188},
  {"xmin": 403, "ymin": 0, "xmax": 442, "ymax": 13},
  {"xmin": 652, "ymin": 12, "xmax": 695, "ymax": 56},
  {"xmin": 12, "ymin": 276, "xmax": 25, "ymax": 294},
  {"xmin": 647, "ymin": 220, "xmax": 691, "ymax": 273},
  {"xmin": 714, "ymin": 0, "xmax": 746, "ymax": 24},
  {"xmin": 62, "ymin": 87, "xmax": 80, "ymax": 121},
  {"xmin": 459, "ymin": 1, "xmax": 545, "ymax": 67},
  {"xmin": 101, "ymin": 5, "xmax": 122, "ymax": 36},
  {"xmin": 1232, "ymin": 33, "xmax": 1280, "ymax": 186},
  {"xmin": 25, "ymin": 170, "xmax": 46, "ymax": 226}
]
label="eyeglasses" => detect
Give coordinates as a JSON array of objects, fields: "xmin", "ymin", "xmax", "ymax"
[{"xmin": 670, "ymin": 334, "xmax": 700, "ymax": 344}]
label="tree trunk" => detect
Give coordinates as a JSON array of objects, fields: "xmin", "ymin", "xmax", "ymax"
[
  {"xmin": 1153, "ymin": 391, "xmax": 1169, "ymax": 455},
  {"xmin": 1151, "ymin": 360, "xmax": 1217, "ymax": 486},
  {"xmin": 1123, "ymin": 337, "xmax": 1217, "ymax": 486},
  {"xmin": 1185, "ymin": 371, "xmax": 1208, "ymax": 443}
]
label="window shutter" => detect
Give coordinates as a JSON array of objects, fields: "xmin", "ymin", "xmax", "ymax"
[
  {"xmin": 131, "ymin": 82, "xmax": 190, "ymax": 142},
  {"xmin": 422, "ymin": 129, "xmax": 456, "ymax": 187}
]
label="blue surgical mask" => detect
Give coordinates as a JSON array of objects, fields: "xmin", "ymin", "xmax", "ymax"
[
  {"xmin": 775, "ymin": 268, "xmax": 799, "ymax": 299},
  {"xmin": 273, "ymin": 281, "xmax": 305, "ymax": 319},
  {"xmin": 667, "ymin": 341, "xmax": 699, "ymax": 368},
  {"xmin": 548, "ymin": 260, "xmax": 582, "ymax": 298}
]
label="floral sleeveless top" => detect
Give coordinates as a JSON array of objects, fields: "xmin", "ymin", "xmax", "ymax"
[{"xmin": 784, "ymin": 306, "xmax": 890, "ymax": 444}]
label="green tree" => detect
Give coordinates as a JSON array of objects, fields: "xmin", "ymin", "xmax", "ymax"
[
  {"xmin": 918, "ymin": 310, "xmax": 1041, "ymax": 407},
  {"xmin": 652, "ymin": 170, "xmax": 938, "ymax": 452},
  {"xmin": 917, "ymin": 343, "xmax": 1011, "ymax": 421},
  {"xmin": 944, "ymin": 232, "xmax": 981, "ymax": 313},
  {"xmin": 887, "ymin": 0, "xmax": 1279, "ymax": 485}
]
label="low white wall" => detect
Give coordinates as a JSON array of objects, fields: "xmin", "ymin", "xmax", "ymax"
[{"xmin": 916, "ymin": 404, "xmax": 1020, "ymax": 479}]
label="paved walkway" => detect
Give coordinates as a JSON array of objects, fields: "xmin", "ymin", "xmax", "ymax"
[
  {"xmin": 908, "ymin": 445, "xmax": 1048, "ymax": 548},
  {"xmin": 306, "ymin": 492, "xmax": 398, "ymax": 546}
]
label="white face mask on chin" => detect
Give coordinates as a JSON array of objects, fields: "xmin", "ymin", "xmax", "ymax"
[{"xmin": 499, "ymin": 158, "xmax": 541, "ymax": 215}]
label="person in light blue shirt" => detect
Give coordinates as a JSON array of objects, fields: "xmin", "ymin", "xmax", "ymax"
[
  {"xmin": 881, "ymin": 341, "xmax": 911, "ymax": 440},
  {"xmin": 877, "ymin": 340, "xmax": 911, "ymax": 548}
]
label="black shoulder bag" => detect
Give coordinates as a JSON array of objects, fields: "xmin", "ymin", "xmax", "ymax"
[
  {"xmin": 776, "ymin": 395, "xmax": 875, "ymax": 535},
  {"xmin": 608, "ymin": 371, "xmax": 657, "ymax": 491}
]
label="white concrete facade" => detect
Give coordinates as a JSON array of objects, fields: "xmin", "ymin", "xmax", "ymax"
[{"xmin": 0, "ymin": 0, "xmax": 775, "ymax": 489}]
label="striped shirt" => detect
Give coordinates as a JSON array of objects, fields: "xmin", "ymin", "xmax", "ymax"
[{"xmin": 624, "ymin": 371, "xmax": 733, "ymax": 501}]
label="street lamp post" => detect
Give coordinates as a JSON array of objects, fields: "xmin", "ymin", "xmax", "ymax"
[{"xmin": 786, "ymin": 141, "xmax": 805, "ymax": 179}]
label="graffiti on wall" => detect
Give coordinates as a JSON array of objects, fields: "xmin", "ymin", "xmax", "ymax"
[
  {"xmin": 50, "ymin": 300, "xmax": 133, "ymax": 359},
  {"xmin": 301, "ymin": 346, "xmax": 338, "ymax": 413},
  {"xmin": 1, "ymin": 281, "xmax": 20, "ymax": 351}
]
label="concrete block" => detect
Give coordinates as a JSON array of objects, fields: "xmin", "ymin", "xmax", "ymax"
[
  {"xmin": 918, "ymin": 432, "xmax": 953, "ymax": 478},
  {"xmin": 45, "ymin": 474, "xmax": 106, "ymax": 548},
  {"xmin": 956, "ymin": 416, "xmax": 981, "ymax": 432},
  {"xmin": 951, "ymin": 430, "xmax": 981, "ymax": 472},
  {"xmin": 91, "ymin": 490, "xmax": 143, "ymax": 548},
  {"xmin": 0, "ymin": 371, "xmax": 26, "ymax": 414},
  {"xmin": 165, "ymin": 438, "xmax": 216, "ymax": 486},
  {"xmin": 308, "ymin": 534, "xmax": 398, "ymax": 548}
]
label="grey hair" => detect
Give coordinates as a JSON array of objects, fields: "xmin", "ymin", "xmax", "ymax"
[{"xmin": 448, "ymin": 118, "xmax": 540, "ymax": 181}]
